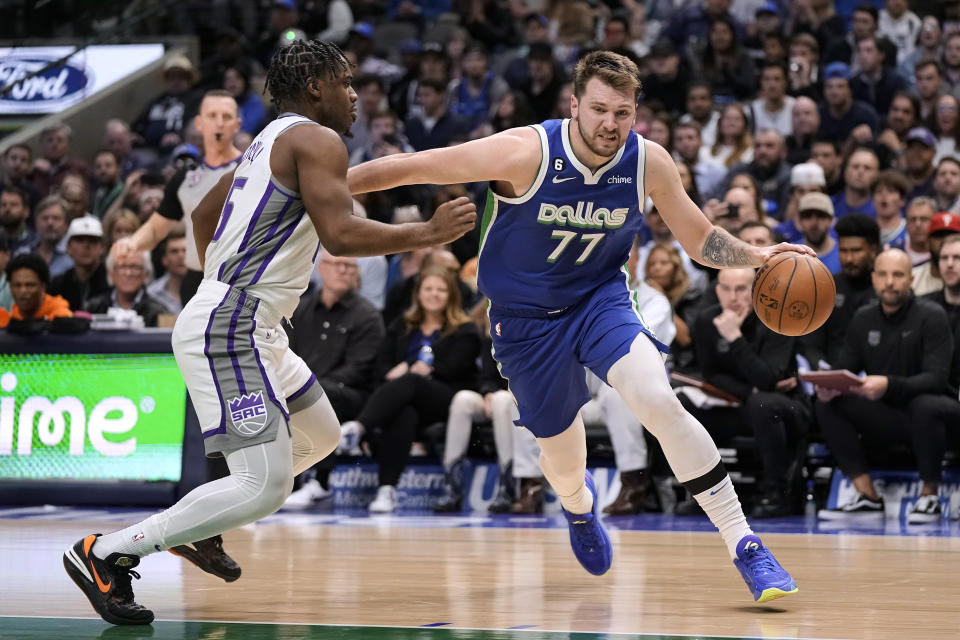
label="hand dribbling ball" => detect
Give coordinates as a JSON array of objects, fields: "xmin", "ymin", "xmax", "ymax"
[{"xmin": 752, "ymin": 252, "xmax": 835, "ymax": 336}]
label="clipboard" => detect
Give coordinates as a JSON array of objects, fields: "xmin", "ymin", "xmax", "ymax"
[
  {"xmin": 670, "ymin": 372, "xmax": 743, "ymax": 404},
  {"xmin": 798, "ymin": 369, "xmax": 864, "ymax": 392}
]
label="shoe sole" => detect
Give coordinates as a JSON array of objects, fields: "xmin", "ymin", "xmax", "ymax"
[
  {"xmin": 757, "ymin": 585, "xmax": 799, "ymax": 603},
  {"xmin": 168, "ymin": 546, "xmax": 240, "ymax": 582},
  {"xmin": 906, "ymin": 513, "xmax": 941, "ymax": 524},
  {"xmin": 817, "ymin": 510, "xmax": 884, "ymax": 521},
  {"xmin": 63, "ymin": 548, "xmax": 154, "ymax": 625}
]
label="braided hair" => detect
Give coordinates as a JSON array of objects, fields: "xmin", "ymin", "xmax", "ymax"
[{"xmin": 265, "ymin": 40, "xmax": 349, "ymax": 111}]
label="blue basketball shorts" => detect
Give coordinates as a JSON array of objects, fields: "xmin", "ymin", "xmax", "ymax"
[{"xmin": 488, "ymin": 278, "xmax": 669, "ymax": 439}]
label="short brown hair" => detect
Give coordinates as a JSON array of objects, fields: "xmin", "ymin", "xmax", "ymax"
[
  {"xmin": 871, "ymin": 170, "xmax": 910, "ymax": 198},
  {"xmin": 573, "ymin": 50, "xmax": 642, "ymax": 103}
]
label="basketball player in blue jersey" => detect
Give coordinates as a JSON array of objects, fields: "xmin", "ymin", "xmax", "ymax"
[
  {"xmin": 350, "ymin": 51, "xmax": 813, "ymax": 603},
  {"xmin": 62, "ymin": 41, "xmax": 476, "ymax": 626}
]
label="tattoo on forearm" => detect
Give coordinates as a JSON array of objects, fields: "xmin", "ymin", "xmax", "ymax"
[{"xmin": 701, "ymin": 228, "xmax": 753, "ymax": 268}]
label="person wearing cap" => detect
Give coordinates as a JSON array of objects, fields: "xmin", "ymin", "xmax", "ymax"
[
  {"xmin": 16, "ymin": 195, "xmax": 72, "ymax": 278},
  {"xmin": 91, "ymin": 150, "xmax": 123, "ymax": 220},
  {"xmin": 818, "ymin": 61, "xmax": 880, "ymax": 142},
  {"xmin": 797, "ymin": 192, "xmax": 840, "ymax": 273},
  {"xmin": 933, "ymin": 156, "xmax": 960, "ymax": 213},
  {"xmin": 84, "ymin": 249, "xmax": 167, "ymax": 328},
  {"xmin": 48, "ymin": 214, "xmax": 109, "ymax": 312},
  {"xmin": 132, "ymin": 54, "xmax": 201, "ymax": 151},
  {"xmin": 0, "ymin": 253, "xmax": 72, "ymax": 328},
  {"xmin": 913, "ymin": 212, "xmax": 960, "ymax": 295},
  {"xmin": 641, "ymin": 39, "xmax": 690, "ymax": 118},
  {"xmin": 775, "ymin": 162, "xmax": 827, "ymax": 244},
  {"xmin": 902, "ymin": 127, "xmax": 938, "ymax": 201},
  {"xmin": 832, "ymin": 147, "xmax": 879, "ymax": 219},
  {"xmin": 824, "ymin": 2, "xmax": 879, "ymax": 67},
  {"xmin": 850, "ymin": 35, "xmax": 906, "ymax": 117}
]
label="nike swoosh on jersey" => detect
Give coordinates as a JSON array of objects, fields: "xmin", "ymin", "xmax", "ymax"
[{"xmin": 552, "ymin": 175, "xmax": 576, "ymax": 183}]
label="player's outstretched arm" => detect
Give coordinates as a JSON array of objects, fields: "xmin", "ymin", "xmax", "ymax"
[
  {"xmin": 291, "ymin": 125, "xmax": 476, "ymax": 256},
  {"xmin": 347, "ymin": 127, "xmax": 541, "ymax": 195},
  {"xmin": 193, "ymin": 169, "xmax": 236, "ymax": 270},
  {"xmin": 644, "ymin": 142, "xmax": 814, "ymax": 268}
]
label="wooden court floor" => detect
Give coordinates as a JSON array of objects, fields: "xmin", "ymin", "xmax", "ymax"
[{"xmin": 3, "ymin": 514, "xmax": 959, "ymax": 640}]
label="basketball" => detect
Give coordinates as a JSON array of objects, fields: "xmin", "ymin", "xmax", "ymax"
[{"xmin": 752, "ymin": 252, "xmax": 835, "ymax": 336}]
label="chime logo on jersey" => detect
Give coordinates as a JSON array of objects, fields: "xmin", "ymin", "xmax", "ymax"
[{"xmin": 229, "ymin": 391, "xmax": 268, "ymax": 435}]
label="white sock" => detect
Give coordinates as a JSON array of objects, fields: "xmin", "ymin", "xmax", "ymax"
[
  {"xmin": 692, "ymin": 475, "xmax": 754, "ymax": 559},
  {"xmin": 94, "ymin": 514, "xmax": 166, "ymax": 559}
]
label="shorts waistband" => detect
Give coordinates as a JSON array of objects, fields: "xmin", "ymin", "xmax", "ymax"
[
  {"xmin": 197, "ymin": 279, "xmax": 284, "ymax": 327},
  {"xmin": 489, "ymin": 303, "xmax": 572, "ymax": 319}
]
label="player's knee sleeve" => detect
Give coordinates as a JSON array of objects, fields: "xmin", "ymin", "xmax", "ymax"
[
  {"xmin": 226, "ymin": 436, "xmax": 295, "ymax": 520},
  {"xmin": 289, "ymin": 393, "xmax": 341, "ymax": 473}
]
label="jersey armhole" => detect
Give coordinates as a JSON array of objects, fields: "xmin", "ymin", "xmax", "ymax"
[
  {"xmin": 636, "ymin": 133, "xmax": 647, "ymax": 205},
  {"xmin": 491, "ymin": 124, "xmax": 548, "ymax": 205}
]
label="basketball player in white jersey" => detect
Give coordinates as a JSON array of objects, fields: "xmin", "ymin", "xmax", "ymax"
[{"xmin": 63, "ymin": 41, "xmax": 476, "ymax": 626}]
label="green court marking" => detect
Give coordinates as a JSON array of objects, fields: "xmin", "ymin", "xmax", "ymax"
[{"xmin": 0, "ymin": 618, "xmax": 793, "ymax": 640}]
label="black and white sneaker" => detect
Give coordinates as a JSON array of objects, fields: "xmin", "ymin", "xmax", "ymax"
[
  {"xmin": 63, "ymin": 534, "xmax": 154, "ymax": 626},
  {"xmin": 907, "ymin": 495, "xmax": 942, "ymax": 524},
  {"xmin": 817, "ymin": 493, "xmax": 884, "ymax": 520}
]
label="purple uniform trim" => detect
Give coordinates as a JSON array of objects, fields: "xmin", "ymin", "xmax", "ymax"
[
  {"xmin": 287, "ymin": 373, "xmax": 317, "ymax": 402},
  {"xmin": 236, "ymin": 182, "xmax": 278, "ymax": 252},
  {"xmin": 227, "ymin": 291, "xmax": 248, "ymax": 395},
  {"xmin": 213, "ymin": 177, "xmax": 248, "ymax": 242},
  {"xmin": 249, "ymin": 299, "xmax": 290, "ymax": 422},
  {"xmin": 202, "ymin": 288, "xmax": 234, "ymax": 439},
  {"xmin": 248, "ymin": 210, "xmax": 306, "ymax": 286},
  {"xmin": 226, "ymin": 201, "xmax": 289, "ymax": 286}
]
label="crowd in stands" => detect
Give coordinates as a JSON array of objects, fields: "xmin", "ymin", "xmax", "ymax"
[{"xmin": 3, "ymin": 0, "xmax": 960, "ymax": 521}]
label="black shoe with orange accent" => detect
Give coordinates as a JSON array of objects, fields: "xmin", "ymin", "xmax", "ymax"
[
  {"xmin": 63, "ymin": 534, "xmax": 154, "ymax": 626},
  {"xmin": 169, "ymin": 535, "xmax": 241, "ymax": 582}
]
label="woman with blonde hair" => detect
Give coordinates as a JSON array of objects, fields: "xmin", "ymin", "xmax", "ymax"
[
  {"xmin": 102, "ymin": 209, "xmax": 141, "ymax": 249},
  {"xmin": 342, "ymin": 265, "xmax": 482, "ymax": 513},
  {"xmin": 705, "ymin": 102, "xmax": 753, "ymax": 168},
  {"xmin": 644, "ymin": 245, "xmax": 704, "ymax": 372}
]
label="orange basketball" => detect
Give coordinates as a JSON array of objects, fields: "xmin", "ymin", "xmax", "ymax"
[{"xmin": 752, "ymin": 252, "xmax": 835, "ymax": 336}]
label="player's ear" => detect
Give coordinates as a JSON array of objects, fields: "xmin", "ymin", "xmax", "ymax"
[
  {"xmin": 570, "ymin": 92, "xmax": 578, "ymax": 118},
  {"xmin": 306, "ymin": 77, "xmax": 323, "ymax": 99}
]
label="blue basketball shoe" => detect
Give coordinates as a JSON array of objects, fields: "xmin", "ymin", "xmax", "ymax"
[
  {"xmin": 562, "ymin": 471, "xmax": 612, "ymax": 576},
  {"xmin": 733, "ymin": 535, "xmax": 798, "ymax": 603}
]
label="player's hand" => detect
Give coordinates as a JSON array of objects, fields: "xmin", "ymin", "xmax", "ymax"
[
  {"xmin": 758, "ymin": 242, "xmax": 817, "ymax": 265},
  {"xmin": 851, "ymin": 375, "xmax": 888, "ymax": 400},
  {"xmin": 427, "ymin": 196, "xmax": 477, "ymax": 244},
  {"xmin": 814, "ymin": 384, "xmax": 842, "ymax": 402}
]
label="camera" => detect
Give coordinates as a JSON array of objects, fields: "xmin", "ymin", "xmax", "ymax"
[
  {"xmin": 789, "ymin": 61, "xmax": 801, "ymax": 74},
  {"xmin": 720, "ymin": 203, "xmax": 740, "ymax": 219}
]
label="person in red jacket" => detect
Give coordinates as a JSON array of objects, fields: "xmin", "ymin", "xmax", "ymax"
[{"xmin": 0, "ymin": 253, "xmax": 71, "ymax": 328}]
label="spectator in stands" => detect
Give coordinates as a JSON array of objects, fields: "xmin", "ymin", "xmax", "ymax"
[
  {"xmin": 925, "ymin": 234, "xmax": 960, "ymax": 323},
  {"xmin": 913, "ymin": 59, "xmax": 944, "ymax": 122},
  {"xmin": 223, "ymin": 61, "xmax": 267, "ymax": 136},
  {"xmin": 523, "ymin": 42, "xmax": 565, "ymax": 123},
  {"xmin": 878, "ymin": 92, "xmax": 920, "ymax": 156},
  {"xmin": 776, "ymin": 162, "xmax": 827, "ymax": 244},
  {"xmin": 448, "ymin": 44, "xmax": 507, "ymax": 131},
  {"xmin": 29, "ymin": 122, "xmax": 89, "ymax": 196},
  {"xmin": 404, "ymin": 78, "xmax": 472, "ymax": 151},
  {"xmin": 662, "ymin": 0, "xmax": 742, "ymax": 55},
  {"xmin": 18, "ymin": 195, "xmax": 71, "ymax": 278},
  {"xmin": 931, "ymin": 94, "xmax": 960, "ymax": 163},
  {"xmin": 797, "ymin": 192, "xmax": 840, "ymax": 273},
  {"xmin": 146, "ymin": 230, "xmax": 187, "ymax": 316},
  {"xmin": 0, "ymin": 187, "xmax": 34, "ymax": 255},
  {"xmin": 679, "ymin": 82, "xmax": 719, "ymax": 148},
  {"xmin": 85, "ymin": 249, "xmax": 165, "ymax": 327},
  {"xmin": 815, "ymin": 249, "xmax": 952, "ymax": 523},
  {"xmin": 488, "ymin": 90, "xmax": 537, "ymax": 134},
  {"xmin": 255, "ymin": 0, "xmax": 302, "ymax": 68},
  {"xmin": 810, "ymin": 136, "xmax": 844, "ymax": 196},
  {"xmin": 342, "ymin": 266, "xmax": 481, "ymax": 513},
  {"xmin": 851, "ymin": 36, "xmax": 906, "ymax": 117},
  {"xmin": 645, "ymin": 244, "xmax": 705, "ymax": 373},
  {"xmin": 0, "ymin": 234, "xmax": 10, "ymax": 310},
  {"xmin": 58, "ymin": 173, "xmax": 91, "ymax": 222},
  {"xmin": 879, "ymin": 0, "xmax": 921, "ymax": 64},
  {"xmin": 0, "ymin": 144, "xmax": 40, "ymax": 206},
  {"xmin": 103, "ymin": 119, "xmax": 156, "ymax": 179},
  {"xmin": 832, "ymin": 147, "xmax": 879, "ymax": 218},
  {"xmin": 824, "ymin": 3, "xmax": 879, "ymax": 66},
  {"xmin": 738, "ymin": 220, "xmax": 775, "ymax": 247},
  {"xmin": 346, "ymin": 74, "xmax": 387, "ymax": 157},
  {"xmin": 818, "ymin": 62, "xmax": 880, "ymax": 142},
  {"xmin": 718, "ymin": 129, "xmax": 792, "ymax": 218},
  {"xmin": 933, "ymin": 157, "xmax": 960, "ymax": 214},
  {"xmin": 691, "ymin": 15, "xmax": 756, "ymax": 102},
  {"xmin": 902, "ymin": 127, "xmax": 938, "ymax": 201},
  {"xmin": 390, "ymin": 43, "xmax": 452, "ymax": 122},
  {"xmin": 904, "ymin": 197, "xmax": 935, "ymax": 267},
  {"xmin": 634, "ymin": 207, "xmax": 708, "ymax": 293},
  {"xmin": 91, "ymin": 150, "xmax": 123, "ymax": 220},
  {"xmin": 0, "ymin": 254, "xmax": 71, "ymax": 328},
  {"xmin": 383, "ymin": 248, "xmax": 473, "ymax": 327},
  {"xmin": 786, "ymin": 97, "xmax": 819, "ymax": 165},
  {"xmin": 872, "ymin": 170, "xmax": 909, "ymax": 250},
  {"xmin": 786, "ymin": 32, "xmax": 822, "ymax": 101},
  {"xmin": 284, "ymin": 251, "xmax": 386, "ymax": 508},
  {"xmin": 349, "ymin": 110, "xmax": 414, "ymax": 167},
  {"xmin": 913, "ymin": 212, "xmax": 960, "ymax": 295},
  {"xmin": 673, "ymin": 122, "xmax": 725, "ymax": 198},
  {"xmin": 102, "ymin": 209, "xmax": 141, "ymax": 249},
  {"xmin": 49, "ymin": 216, "xmax": 109, "ymax": 313},
  {"xmin": 133, "ymin": 54, "xmax": 200, "ymax": 151},
  {"xmin": 942, "ymin": 32, "xmax": 960, "ymax": 95},
  {"xmin": 901, "ymin": 17, "xmax": 942, "ymax": 91},
  {"xmin": 678, "ymin": 267, "xmax": 810, "ymax": 518},
  {"xmin": 704, "ymin": 102, "xmax": 753, "ymax": 168}
]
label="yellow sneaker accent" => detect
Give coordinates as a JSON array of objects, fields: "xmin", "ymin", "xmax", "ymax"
[{"xmin": 757, "ymin": 585, "xmax": 799, "ymax": 603}]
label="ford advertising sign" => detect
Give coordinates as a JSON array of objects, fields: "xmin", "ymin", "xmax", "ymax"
[{"xmin": 0, "ymin": 45, "xmax": 164, "ymax": 114}]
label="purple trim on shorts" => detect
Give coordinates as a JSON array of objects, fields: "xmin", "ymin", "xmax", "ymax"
[
  {"xmin": 236, "ymin": 182, "xmax": 278, "ymax": 252},
  {"xmin": 217, "ymin": 261, "xmax": 227, "ymax": 281},
  {"xmin": 227, "ymin": 202, "xmax": 288, "ymax": 286},
  {"xmin": 249, "ymin": 299, "xmax": 289, "ymax": 422},
  {"xmin": 287, "ymin": 374, "xmax": 317, "ymax": 402},
  {"xmin": 227, "ymin": 291, "xmax": 247, "ymax": 395},
  {"xmin": 202, "ymin": 287, "xmax": 234, "ymax": 439},
  {"xmin": 248, "ymin": 209, "xmax": 306, "ymax": 286}
]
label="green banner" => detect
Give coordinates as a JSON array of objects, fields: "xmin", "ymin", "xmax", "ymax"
[{"xmin": 0, "ymin": 353, "xmax": 186, "ymax": 481}]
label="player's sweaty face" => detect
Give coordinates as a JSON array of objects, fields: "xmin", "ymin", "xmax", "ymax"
[
  {"xmin": 326, "ymin": 68, "xmax": 358, "ymax": 136},
  {"xmin": 573, "ymin": 78, "xmax": 635, "ymax": 158}
]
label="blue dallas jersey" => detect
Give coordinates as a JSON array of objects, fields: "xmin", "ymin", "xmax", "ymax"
[{"xmin": 477, "ymin": 118, "xmax": 647, "ymax": 312}]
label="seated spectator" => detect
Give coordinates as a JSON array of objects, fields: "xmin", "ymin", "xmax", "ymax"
[
  {"xmin": 18, "ymin": 195, "xmax": 72, "ymax": 278},
  {"xmin": 901, "ymin": 17, "xmax": 941, "ymax": 93},
  {"xmin": 678, "ymin": 81, "xmax": 719, "ymax": 148},
  {"xmin": 850, "ymin": 36, "xmax": 906, "ymax": 117},
  {"xmin": 802, "ymin": 214, "xmax": 880, "ymax": 368},
  {"xmin": 85, "ymin": 249, "xmax": 166, "ymax": 327},
  {"xmin": 223, "ymin": 61, "xmax": 266, "ymax": 135},
  {"xmin": 404, "ymin": 78, "xmax": 472, "ymax": 151},
  {"xmin": 703, "ymin": 102, "xmax": 753, "ymax": 168},
  {"xmin": 678, "ymin": 267, "xmax": 810, "ymax": 518},
  {"xmin": 643, "ymin": 244, "xmax": 704, "ymax": 374},
  {"xmin": 49, "ymin": 217, "xmax": 110, "ymax": 312},
  {"xmin": 913, "ymin": 59, "xmax": 943, "ymax": 122},
  {"xmin": 705, "ymin": 185, "xmax": 763, "ymax": 236},
  {"xmin": 943, "ymin": 33, "xmax": 960, "ymax": 98},
  {"xmin": 676, "ymin": 161, "xmax": 703, "ymax": 207},
  {"xmin": 284, "ymin": 251, "xmax": 386, "ymax": 508},
  {"xmin": 523, "ymin": 42, "xmax": 565, "ymax": 122},
  {"xmin": 776, "ymin": 162, "xmax": 827, "ymax": 244},
  {"xmin": 932, "ymin": 157, "xmax": 960, "ymax": 213},
  {"xmin": 750, "ymin": 63, "xmax": 794, "ymax": 139},
  {"xmin": 831, "ymin": 148, "xmax": 879, "ymax": 219},
  {"xmin": 716, "ymin": 129, "xmax": 791, "ymax": 218},
  {"xmin": 102, "ymin": 209, "xmax": 141, "ymax": 249},
  {"xmin": 672, "ymin": 122, "xmax": 725, "ymax": 198},
  {"xmin": 796, "ymin": 192, "xmax": 840, "ymax": 274},
  {"xmin": 0, "ymin": 187, "xmax": 34, "ymax": 254},
  {"xmin": 341, "ymin": 266, "xmax": 481, "ymax": 514},
  {"xmin": 879, "ymin": 0, "xmax": 921, "ymax": 65},
  {"xmin": 903, "ymin": 127, "xmax": 938, "ymax": 201},
  {"xmin": 924, "ymin": 234, "xmax": 960, "ymax": 325},
  {"xmin": 932, "ymin": 94, "xmax": 960, "ymax": 164},
  {"xmin": 488, "ymin": 90, "xmax": 537, "ymax": 134},
  {"xmin": 91, "ymin": 150, "xmax": 124, "ymax": 220},
  {"xmin": 662, "ymin": 0, "xmax": 743, "ymax": 54},
  {"xmin": 146, "ymin": 230, "xmax": 187, "ymax": 316},
  {"xmin": 0, "ymin": 253, "xmax": 72, "ymax": 328},
  {"xmin": 811, "ymin": 136, "xmax": 844, "ymax": 196},
  {"xmin": 346, "ymin": 74, "xmax": 388, "ymax": 158},
  {"xmin": 58, "ymin": 173, "xmax": 92, "ymax": 222},
  {"xmin": 448, "ymin": 44, "xmax": 507, "ymax": 131},
  {"xmin": 818, "ymin": 62, "xmax": 880, "ymax": 142},
  {"xmin": 824, "ymin": 3, "xmax": 879, "ymax": 66},
  {"xmin": 0, "ymin": 144, "xmax": 41, "ymax": 206},
  {"xmin": 103, "ymin": 119, "xmax": 158, "ymax": 179},
  {"xmin": 904, "ymin": 197, "xmax": 935, "ymax": 267},
  {"xmin": 913, "ymin": 212, "xmax": 960, "ymax": 296},
  {"xmin": 348, "ymin": 110, "xmax": 414, "ymax": 167},
  {"xmin": 690, "ymin": 15, "xmax": 756, "ymax": 102},
  {"xmin": 737, "ymin": 220, "xmax": 775, "ymax": 247},
  {"xmin": 634, "ymin": 208, "xmax": 708, "ymax": 293},
  {"xmin": 877, "ymin": 92, "xmax": 920, "ymax": 157},
  {"xmin": 29, "ymin": 122, "xmax": 89, "ymax": 196},
  {"xmin": 785, "ymin": 96, "xmax": 820, "ymax": 165},
  {"xmin": 815, "ymin": 249, "xmax": 953, "ymax": 523},
  {"xmin": 786, "ymin": 33, "xmax": 822, "ymax": 101},
  {"xmin": 871, "ymin": 170, "xmax": 909, "ymax": 250},
  {"xmin": 0, "ymin": 234, "xmax": 10, "ymax": 310},
  {"xmin": 133, "ymin": 54, "xmax": 200, "ymax": 152},
  {"xmin": 383, "ymin": 248, "xmax": 473, "ymax": 328}
]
